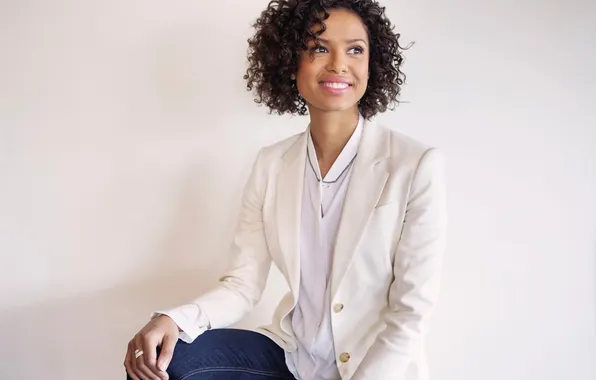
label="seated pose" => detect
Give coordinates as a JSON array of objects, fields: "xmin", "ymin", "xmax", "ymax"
[{"xmin": 125, "ymin": 1, "xmax": 447, "ymax": 379}]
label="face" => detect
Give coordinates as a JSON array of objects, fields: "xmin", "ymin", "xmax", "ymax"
[{"xmin": 295, "ymin": 8, "xmax": 370, "ymax": 115}]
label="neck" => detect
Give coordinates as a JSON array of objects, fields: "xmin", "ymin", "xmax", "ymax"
[{"xmin": 308, "ymin": 108, "xmax": 360, "ymax": 162}]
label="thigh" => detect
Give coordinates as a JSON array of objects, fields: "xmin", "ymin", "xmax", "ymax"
[{"xmin": 164, "ymin": 329, "xmax": 294, "ymax": 380}]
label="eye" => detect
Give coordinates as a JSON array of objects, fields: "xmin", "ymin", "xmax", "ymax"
[
  {"xmin": 348, "ymin": 46, "xmax": 365, "ymax": 55},
  {"xmin": 311, "ymin": 45, "xmax": 328, "ymax": 53}
]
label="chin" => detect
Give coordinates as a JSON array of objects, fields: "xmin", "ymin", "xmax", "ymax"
[{"xmin": 314, "ymin": 99, "xmax": 358, "ymax": 113}]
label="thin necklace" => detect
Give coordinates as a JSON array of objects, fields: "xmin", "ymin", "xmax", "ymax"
[{"xmin": 306, "ymin": 147, "xmax": 357, "ymax": 184}]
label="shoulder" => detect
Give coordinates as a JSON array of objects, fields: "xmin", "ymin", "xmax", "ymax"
[
  {"xmin": 371, "ymin": 121, "xmax": 445, "ymax": 174},
  {"xmin": 249, "ymin": 130, "xmax": 305, "ymax": 176},
  {"xmin": 257, "ymin": 132, "xmax": 303, "ymax": 161},
  {"xmin": 386, "ymin": 125, "xmax": 434, "ymax": 158}
]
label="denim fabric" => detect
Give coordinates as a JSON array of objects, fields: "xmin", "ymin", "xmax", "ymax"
[{"xmin": 127, "ymin": 329, "xmax": 295, "ymax": 380}]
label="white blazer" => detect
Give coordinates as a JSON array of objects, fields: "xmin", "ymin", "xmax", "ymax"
[{"xmin": 192, "ymin": 119, "xmax": 447, "ymax": 380}]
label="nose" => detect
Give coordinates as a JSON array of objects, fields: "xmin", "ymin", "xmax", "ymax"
[{"xmin": 325, "ymin": 51, "xmax": 348, "ymax": 74}]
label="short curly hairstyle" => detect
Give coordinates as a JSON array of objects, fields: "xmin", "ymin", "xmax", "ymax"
[{"xmin": 243, "ymin": 0, "xmax": 408, "ymax": 119}]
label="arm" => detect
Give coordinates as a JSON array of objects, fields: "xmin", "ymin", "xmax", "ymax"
[
  {"xmin": 154, "ymin": 149, "xmax": 273, "ymax": 342},
  {"xmin": 352, "ymin": 148, "xmax": 447, "ymax": 380},
  {"xmin": 151, "ymin": 305, "xmax": 209, "ymax": 343}
]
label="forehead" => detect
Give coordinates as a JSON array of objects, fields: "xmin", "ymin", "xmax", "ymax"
[{"xmin": 312, "ymin": 8, "xmax": 368, "ymax": 41}]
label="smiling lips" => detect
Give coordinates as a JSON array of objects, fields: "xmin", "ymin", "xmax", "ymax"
[{"xmin": 319, "ymin": 78, "xmax": 353, "ymax": 94}]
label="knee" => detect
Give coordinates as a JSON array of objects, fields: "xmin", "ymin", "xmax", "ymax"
[{"xmin": 161, "ymin": 340, "xmax": 204, "ymax": 379}]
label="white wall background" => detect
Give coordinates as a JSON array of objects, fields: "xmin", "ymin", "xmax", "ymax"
[{"xmin": 1, "ymin": 0, "xmax": 595, "ymax": 379}]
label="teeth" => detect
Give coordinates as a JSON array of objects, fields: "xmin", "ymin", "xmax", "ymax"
[{"xmin": 322, "ymin": 82, "xmax": 349, "ymax": 89}]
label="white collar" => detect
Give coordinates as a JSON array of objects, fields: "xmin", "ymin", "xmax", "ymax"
[{"xmin": 306, "ymin": 113, "xmax": 364, "ymax": 182}]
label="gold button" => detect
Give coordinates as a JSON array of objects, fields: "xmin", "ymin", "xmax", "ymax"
[
  {"xmin": 339, "ymin": 352, "xmax": 351, "ymax": 363},
  {"xmin": 333, "ymin": 303, "xmax": 344, "ymax": 313}
]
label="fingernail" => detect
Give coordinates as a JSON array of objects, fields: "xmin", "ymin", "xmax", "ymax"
[{"xmin": 158, "ymin": 362, "xmax": 166, "ymax": 371}]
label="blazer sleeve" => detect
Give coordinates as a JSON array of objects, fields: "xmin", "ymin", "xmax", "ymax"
[
  {"xmin": 162, "ymin": 149, "xmax": 273, "ymax": 341},
  {"xmin": 352, "ymin": 148, "xmax": 448, "ymax": 380}
]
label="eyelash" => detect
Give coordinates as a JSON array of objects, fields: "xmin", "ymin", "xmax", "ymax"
[{"xmin": 310, "ymin": 45, "xmax": 365, "ymax": 54}]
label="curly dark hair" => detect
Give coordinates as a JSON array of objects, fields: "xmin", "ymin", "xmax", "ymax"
[{"xmin": 243, "ymin": 0, "xmax": 408, "ymax": 119}]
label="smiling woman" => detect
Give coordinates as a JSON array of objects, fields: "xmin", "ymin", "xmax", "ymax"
[
  {"xmin": 244, "ymin": 0, "xmax": 407, "ymax": 119},
  {"xmin": 125, "ymin": 1, "xmax": 447, "ymax": 380},
  {"xmin": 294, "ymin": 9, "xmax": 370, "ymax": 117}
]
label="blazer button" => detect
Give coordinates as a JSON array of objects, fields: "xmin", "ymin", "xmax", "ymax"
[
  {"xmin": 333, "ymin": 303, "xmax": 344, "ymax": 313},
  {"xmin": 339, "ymin": 352, "xmax": 351, "ymax": 363}
]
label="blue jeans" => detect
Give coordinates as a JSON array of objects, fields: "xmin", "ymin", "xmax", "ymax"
[{"xmin": 127, "ymin": 329, "xmax": 295, "ymax": 380}]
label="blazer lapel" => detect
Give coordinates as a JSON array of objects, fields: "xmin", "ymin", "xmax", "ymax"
[
  {"xmin": 330, "ymin": 120, "xmax": 390, "ymax": 299},
  {"xmin": 276, "ymin": 132, "xmax": 307, "ymax": 301}
]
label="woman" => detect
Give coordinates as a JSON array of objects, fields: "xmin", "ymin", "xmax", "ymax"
[{"xmin": 125, "ymin": 1, "xmax": 447, "ymax": 379}]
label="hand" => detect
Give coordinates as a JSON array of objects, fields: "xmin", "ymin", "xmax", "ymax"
[{"xmin": 124, "ymin": 315, "xmax": 179, "ymax": 380}]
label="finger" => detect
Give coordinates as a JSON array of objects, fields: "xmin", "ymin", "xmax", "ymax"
[
  {"xmin": 137, "ymin": 358, "xmax": 161, "ymax": 380},
  {"xmin": 131, "ymin": 336, "xmax": 158, "ymax": 380},
  {"xmin": 157, "ymin": 333, "xmax": 177, "ymax": 373},
  {"xmin": 126, "ymin": 341, "xmax": 141, "ymax": 380},
  {"xmin": 131, "ymin": 345, "xmax": 160, "ymax": 380},
  {"xmin": 125, "ymin": 370, "xmax": 140, "ymax": 380},
  {"xmin": 140, "ymin": 334, "xmax": 163, "ymax": 380}
]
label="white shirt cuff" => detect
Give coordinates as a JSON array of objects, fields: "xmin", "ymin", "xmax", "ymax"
[{"xmin": 151, "ymin": 304, "xmax": 211, "ymax": 343}]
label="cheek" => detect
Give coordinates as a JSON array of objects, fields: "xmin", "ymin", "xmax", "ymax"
[
  {"xmin": 356, "ymin": 68, "xmax": 370, "ymax": 93},
  {"xmin": 295, "ymin": 75, "xmax": 311, "ymax": 97},
  {"xmin": 296, "ymin": 63, "xmax": 320, "ymax": 94},
  {"xmin": 297, "ymin": 60, "xmax": 319, "ymax": 80},
  {"xmin": 355, "ymin": 61, "xmax": 370, "ymax": 82}
]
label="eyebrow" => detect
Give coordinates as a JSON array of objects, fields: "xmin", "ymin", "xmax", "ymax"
[{"xmin": 318, "ymin": 38, "xmax": 368, "ymax": 46}]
